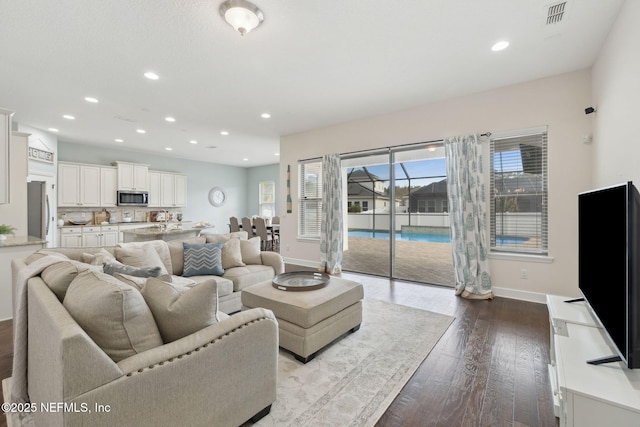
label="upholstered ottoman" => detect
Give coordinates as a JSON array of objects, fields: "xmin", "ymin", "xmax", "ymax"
[{"xmin": 241, "ymin": 277, "xmax": 364, "ymax": 363}]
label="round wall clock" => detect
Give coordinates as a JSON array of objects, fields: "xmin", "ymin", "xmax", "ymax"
[{"xmin": 208, "ymin": 187, "xmax": 226, "ymax": 207}]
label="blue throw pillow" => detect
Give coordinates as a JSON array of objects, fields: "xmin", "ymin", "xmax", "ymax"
[{"xmin": 183, "ymin": 242, "xmax": 224, "ymax": 277}]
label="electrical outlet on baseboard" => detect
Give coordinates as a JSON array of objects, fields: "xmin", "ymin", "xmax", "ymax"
[{"xmin": 520, "ymin": 268, "xmax": 528, "ymax": 279}]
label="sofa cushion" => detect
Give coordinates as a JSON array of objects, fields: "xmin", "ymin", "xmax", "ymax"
[
  {"xmin": 221, "ymin": 238, "xmax": 245, "ymax": 269},
  {"xmin": 63, "ymin": 270, "xmax": 163, "ymax": 362},
  {"xmin": 141, "ymin": 277, "xmax": 219, "ymax": 343},
  {"xmin": 205, "ymin": 231, "xmax": 248, "ymax": 244},
  {"xmin": 24, "ymin": 250, "xmax": 69, "ymax": 265},
  {"xmin": 115, "ymin": 246, "xmax": 169, "ymax": 275},
  {"xmin": 223, "ymin": 265, "xmax": 276, "ymax": 292},
  {"xmin": 184, "ymin": 275, "xmax": 233, "ymax": 297},
  {"xmin": 104, "ymin": 262, "xmax": 162, "ymax": 278},
  {"xmin": 81, "ymin": 248, "xmax": 117, "ymax": 265},
  {"xmin": 113, "ymin": 273, "xmax": 174, "ymax": 291},
  {"xmin": 167, "ymin": 236, "xmax": 206, "ymax": 275},
  {"xmin": 240, "ymin": 237, "xmax": 262, "ymax": 265},
  {"xmin": 117, "ymin": 241, "xmax": 173, "ymax": 274},
  {"xmin": 40, "ymin": 261, "xmax": 103, "ymax": 301},
  {"xmin": 183, "ymin": 242, "xmax": 224, "ymax": 277}
]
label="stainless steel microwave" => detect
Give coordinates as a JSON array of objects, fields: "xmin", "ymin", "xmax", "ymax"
[{"xmin": 117, "ymin": 191, "xmax": 149, "ymax": 206}]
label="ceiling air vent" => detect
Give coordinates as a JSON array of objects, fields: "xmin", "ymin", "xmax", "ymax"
[{"xmin": 546, "ymin": 1, "xmax": 567, "ymax": 25}]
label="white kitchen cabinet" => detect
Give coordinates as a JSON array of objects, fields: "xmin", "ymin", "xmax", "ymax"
[
  {"xmin": 59, "ymin": 227, "xmax": 83, "ymax": 247},
  {"xmin": 58, "ymin": 163, "xmax": 101, "ymax": 207},
  {"xmin": 547, "ymin": 295, "xmax": 640, "ymax": 426},
  {"xmin": 0, "ymin": 108, "xmax": 13, "ymax": 205},
  {"xmin": 148, "ymin": 171, "xmax": 161, "ymax": 207},
  {"xmin": 115, "ymin": 161, "xmax": 149, "ymax": 191},
  {"xmin": 82, "ymin": 225, "xmax": 119, "ymax": 247},
  {"xmin": 160, "ymin": 172, "xmax": 187, "ymax": 207},
  {"xmin": 100, "ymin": 167, "xmax": 118, "ymax": 207}
]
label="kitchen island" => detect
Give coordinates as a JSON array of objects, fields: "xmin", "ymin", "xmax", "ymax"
[{"xmin": 121, "ymin": 226, "xmax": 199, "ymax": 243}]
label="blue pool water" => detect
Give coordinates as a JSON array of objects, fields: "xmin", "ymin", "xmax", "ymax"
[{"xmin": 348, "ymin": 230, "xmax": 528, "ymax": 245}]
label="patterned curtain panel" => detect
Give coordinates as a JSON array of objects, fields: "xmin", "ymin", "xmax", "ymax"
[
  {"xmin": 320, "ymin": 153, "xmax": 343, "ymax": 274},
  {"xmin": 444, "ymin": 134, "xmax": 494, "ymax": 299}
]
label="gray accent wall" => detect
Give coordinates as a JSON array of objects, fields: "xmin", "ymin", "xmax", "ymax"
[{"xmin": 57, "ymin": 141, "xmax": 264, "ymax": 232}]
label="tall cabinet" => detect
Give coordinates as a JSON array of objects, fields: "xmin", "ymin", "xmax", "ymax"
[
  {"xmin": 547, "ymin": 295, "xmax": 640, "ymax": 426},
  {"xmin": 0, "ymin": 108, "xmax": 14, "ymax": 205}
]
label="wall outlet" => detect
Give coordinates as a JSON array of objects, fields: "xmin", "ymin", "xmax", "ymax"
[{"xmin": 520, "ymin": 268, "xmax": 528, "ymax": 279}]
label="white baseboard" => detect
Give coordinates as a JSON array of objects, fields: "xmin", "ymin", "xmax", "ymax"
[
  {"xmin": 282, "ymin": 257, "xmax": 320, "ymax": 269},
  {"xmin": 492, "ymin": 286, "xmax": 547, "ymax": 304}
]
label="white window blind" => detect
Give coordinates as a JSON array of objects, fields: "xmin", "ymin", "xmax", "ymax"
[
  {"xmin": 298, "ymin": 161, "xmax": 323, "ymax": 239},
  {"xmin": 490, "ymin": 131, "xmax": 548, "ymax": 254}
]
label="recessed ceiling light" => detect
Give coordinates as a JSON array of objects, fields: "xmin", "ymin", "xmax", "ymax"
[
  {"xmin": 207, "ymin": 145, "xmax": 217, "ymax": 149},
  {"xmin": 243, "ymin": 158, "xmax": 249, "ymax": 161},
  {"xmin": 165, "ymin": 147, "xmax": 173, "ymax": 151},
  {"xmin": 220, "ymin": 131, "xmax": 229, "ymax": 136},
  {"xmin": 275, "ymin": 153, "xmax": 280, "ymax": 156},
  {"xmin": 84, "ymin": 97, "xmax": 99, "ymax": 103},
  {"xmin": 63, "ymin": 114, "xmax": 75, "ymax": 120},
  {"xmin": 144, "ymin": 71, "xmax": 159, "ymax": 80},
  {"xmin": 48, "ymin": 128, "xmax": 59, "ymax": 132},
  {"xmin": 115, "ymin": 138, "xmax": 124, "ymax": 143},
  {"xmin": 165, "ymin": 116, "xmax": 176, "ymax": 122},
  {"xmin": 136, "ymin": 129, "xmax": 146, "ymax": 134},
  {"xmin": 189, "ymin": 140, "xmax": 198, "ymax": 144},
  {"xmin": 491, "ymin": 40, "xmax": 510, "ymax": 51},
  {"xmin": 261, "ymin": 113, "xmax": 271, "ymax": 119}
]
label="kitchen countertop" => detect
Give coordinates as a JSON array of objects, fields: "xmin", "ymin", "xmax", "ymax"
[
  {"xmin": 59, "ymin": 221, "xmax": 191, "ymax": 228},
  {"xmin": 0, "ymin": 235, "xmax": 48, "ymax": 247},
  {"xmin": 122, "ymin": 226, "xmax": 196, "ymax": 236}
]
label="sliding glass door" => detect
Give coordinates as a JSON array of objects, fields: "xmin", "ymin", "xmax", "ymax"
[{"xmin": 342, "ymin": 143, "xmax": 454, "ymax": 286}]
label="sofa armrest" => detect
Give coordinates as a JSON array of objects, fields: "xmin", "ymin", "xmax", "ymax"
[
  {"xmin": 260, "ymin": 251, "xmax": 285, "ymax": 275},
  {"xmin": 116, "ymin": 308, "xmax": 278, "ymax": 374}
]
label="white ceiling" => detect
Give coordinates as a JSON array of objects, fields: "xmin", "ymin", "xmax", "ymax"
[{"xmin": 0, "ymin": 0, "xmax": 624, "ymax": 167}]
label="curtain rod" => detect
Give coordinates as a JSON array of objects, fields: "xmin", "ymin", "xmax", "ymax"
[{"xmin": 298, "ymin": 132, "xmax": 491, "ymax": 163}]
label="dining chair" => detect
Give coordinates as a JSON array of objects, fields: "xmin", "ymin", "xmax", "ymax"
[
  {"xmin": 229, "ymin": 216, "xmax": 240, "ymax": 232},
  {"xmin": 253, "ymin": 217, "xmax": 274, "ymax": 251},
  {"xmin": 241, "ymin": 217, "xmax": 255, "ymax": 237}
]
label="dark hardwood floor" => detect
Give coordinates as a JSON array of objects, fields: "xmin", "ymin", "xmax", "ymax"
[{"xmin": 0, "ymin": 269, "xmax": 556, "ymax": 427}]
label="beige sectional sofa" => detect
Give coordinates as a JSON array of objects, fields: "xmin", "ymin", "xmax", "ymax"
[{"xmin": 6, "ymin": 233, "xmax": 284, "ymax": 427}]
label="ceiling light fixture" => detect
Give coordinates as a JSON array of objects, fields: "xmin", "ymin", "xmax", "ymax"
[
  {"xmin": 48, "ymin": 128, "xmax": 59, "ymax": 132},
  {"xmin": 165, "ymin": 147, "xmax": 173, "ymax": 151},
  {"xmin": 63, "ymin": 115, "xmax": 75, "ymax": 120},
  {"xmin": 491, "ymin": 40, "xmax": 510, "ymax": 52},
  {"xmin": 243, "ymin": 158, "xmax": 249, "ymax": 161},
  {"xmin": 115, "ymin": 138, "xmax": 124, "ymax": 143},
  {"xmin": 165, "ymin": 116, "xmax": 176, "ymax": 122},
  {"xmin": 220, "ymin": 131, "xmax": 229, "ymax": 135},
  {"xmin": 261, "ymin": 113, "xmax": 271, "ymax": 119},
  {"xmin": 84, "ymin": 97, "xmax": 99, "ymax": 103},
  {"xmin": 189, "ymin": 140, "xmax": 198, "ymax": 144},
  {"xmin": 144, "ymin": 71, "xmax": 159, "ymax": 80},
  {"xmin": 219, "ymin": 0, "xmax": 264, "ymax": 36},
  {"xmin": 136, "ymin": 129, "xmax": 146, "ymax": 134}
]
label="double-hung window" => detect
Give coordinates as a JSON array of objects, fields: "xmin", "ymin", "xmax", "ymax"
[
  {"xmin": 490, "ymin": 129, "xmax": 548, "ymax": 255},
  {"xmin": 298, "ymin": 160, "xmax": 323, "ymax": 239}
]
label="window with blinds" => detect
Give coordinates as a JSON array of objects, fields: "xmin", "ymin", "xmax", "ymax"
[
  {"xmin": 298, "ymin": 161, "xmax": 323, "ymax": 239},
  {"xmin": 490, "ymin": 131, "xmax": 548, "ymax": 254}
]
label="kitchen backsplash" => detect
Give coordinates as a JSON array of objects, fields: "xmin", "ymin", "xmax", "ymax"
[{"xmin": 58, "ymin": 207, "xmax": 184, "ymax": 225}]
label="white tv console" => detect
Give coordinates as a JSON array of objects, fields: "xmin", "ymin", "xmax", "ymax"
[{"xmin": 547, "ymin": 295, "xmax": 640, "ymax": 426}]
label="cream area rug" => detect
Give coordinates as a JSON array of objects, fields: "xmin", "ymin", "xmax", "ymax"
[{"xmin": 254, "ymin": 298, "xmax": 454, "ymax": 427}]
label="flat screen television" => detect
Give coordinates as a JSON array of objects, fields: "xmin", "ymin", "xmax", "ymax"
[{"xmin": 578, "ymin": 181, "xmax": 640, "ymax": 369}]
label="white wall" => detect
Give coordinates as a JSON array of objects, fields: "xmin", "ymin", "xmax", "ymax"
[
  {"xmin": 280, "ymin": 69, "xmax": 593, "ymax": 299},
  {"xmin": 592, "ymin": 0, "xmax": 640, "ymax": 187}
]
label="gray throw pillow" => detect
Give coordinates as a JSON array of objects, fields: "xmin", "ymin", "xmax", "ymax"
[
  {"xmin": 104, "ymin": 262, "xmax": 162, "ymax": 278},
  {"xmin": 183, "ymin": 242, "xmax": 224, "ymax": 277}
]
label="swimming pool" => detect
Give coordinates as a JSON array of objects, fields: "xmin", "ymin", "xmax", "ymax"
[{"xmin": 348, "ymin": 230, "xmax": 528, "ymax": 245}]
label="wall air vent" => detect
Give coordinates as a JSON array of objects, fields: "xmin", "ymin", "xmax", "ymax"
[{"xmin": 546, "ymin": 1, "xmax": 567, "ymax": 25}]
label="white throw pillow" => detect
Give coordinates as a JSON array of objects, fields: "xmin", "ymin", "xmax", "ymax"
[
  {"xmin": 142, "ymin": 277, "xmax": 219, "ymax": 343},
  {"xmin": 63, "ymin": 270, "xmax": 163, "ymax": 362},
  {"xmin": 221, "ymin": 238, "xmax": 245, "ymax": 269},
  {"xmin": 115, "ymin": 246, "xmax": 168, "ymax": 275},
  {"xmin": 240, "ymin": 237, "xmax": 262, "ymax": 265}
]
